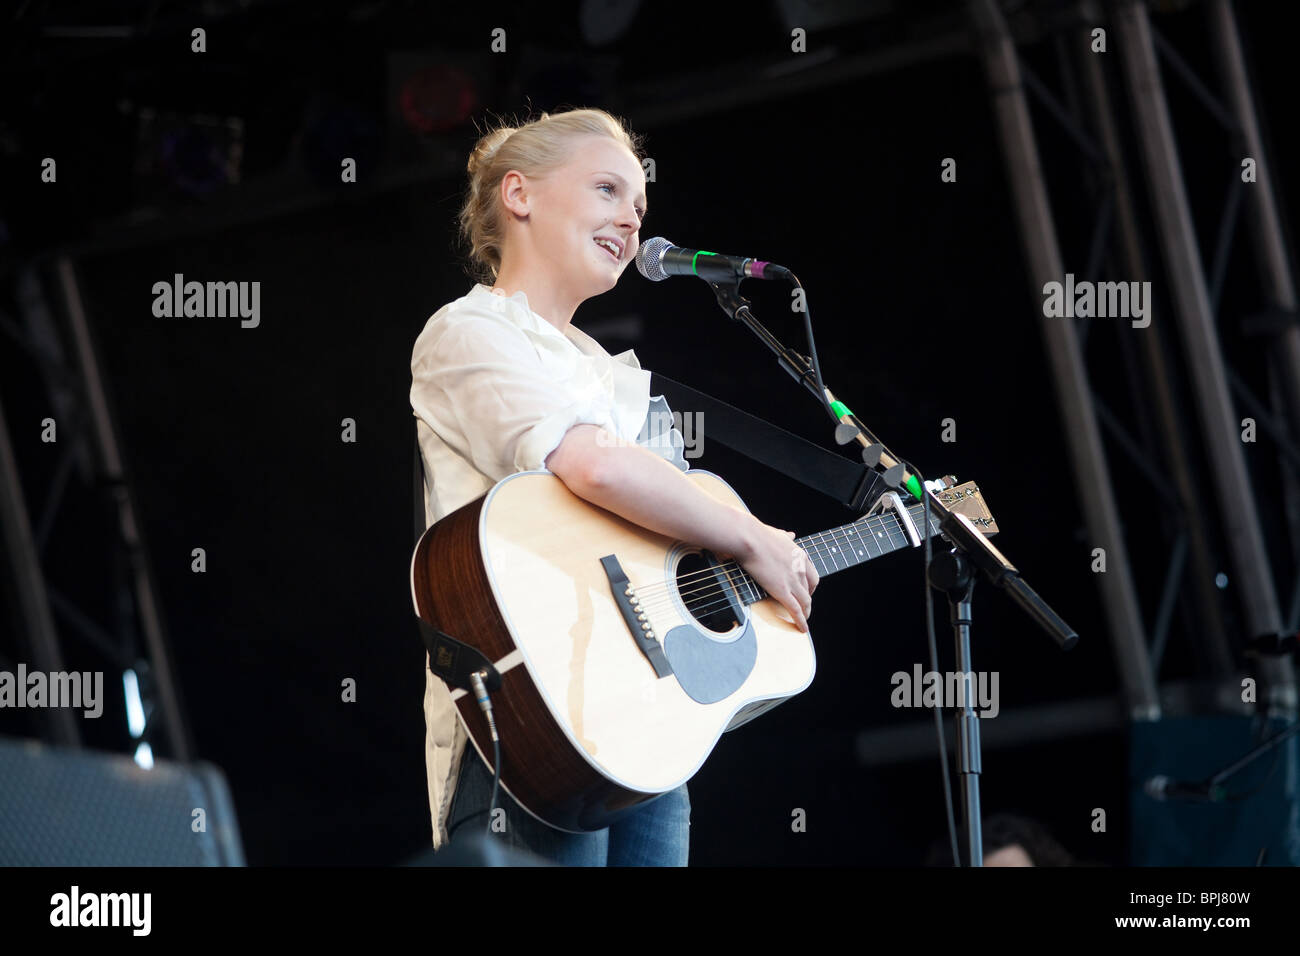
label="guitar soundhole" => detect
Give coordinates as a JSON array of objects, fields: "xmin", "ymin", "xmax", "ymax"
[{"xmin": 674, "ymin": 552, "xmax": 741, "ymax": 634}]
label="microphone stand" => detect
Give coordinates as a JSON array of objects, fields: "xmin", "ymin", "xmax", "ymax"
[
  {"xmin": 704, "ymin": 277, "xmax": 1079, "ymax": 866},
  {"xmin": 1154, "ymin": 645, "xmax": 1300, "ymax": 804}
]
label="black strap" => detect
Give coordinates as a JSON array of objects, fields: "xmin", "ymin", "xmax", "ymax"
[
  {"xmin": 648, "ymin": 372, "xmax": 884, "ymax": 512},
  {"xmin": 417, "ymin": 616, "xmax": 502, "ymax": 693},
  {"xmin": 411, "ymin": 377, "xmax": 885, "ymax": 554},
  {"xmin": 412, "ymin": 442, "xmax": 501, "ymax": 690},
  {"xmin": 411, "ymin": 380, "xmax": 882, "ymax": 668}
]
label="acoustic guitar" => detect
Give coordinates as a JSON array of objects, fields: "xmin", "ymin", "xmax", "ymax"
[{"xmin": 411, "ymin": 469, "xmax": 996, "ymax": 833}]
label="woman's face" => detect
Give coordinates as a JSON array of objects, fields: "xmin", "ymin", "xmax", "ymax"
[{"xmin": 511, "ymin": 134, "xmax": 647, "ymax": 297}]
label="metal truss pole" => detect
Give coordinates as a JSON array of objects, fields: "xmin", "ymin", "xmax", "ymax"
[
  {"xmin": 1207, "ymin": 0, "xmax": 1300, "ymax": 440},
  {"xmin": 53, "ymin": 257, "xmax": 193, "ymax": 759},
  {"xmin": 0, "ymin": 397, "xmax": 81, "ymax": 746},
  {"xmin": 1113, "ymin": 0, "xmax": 1296, "ymax": 708},
  {"xmin": 968, "ymin": 0, "xmax": 1159, "ymax": 719},
  {"xmin": 1073, "ymin": 6, "xmax": 1234, "ymax": 675},
  {"xmin": 1207, "ymin": 0, "xmax": 1300, "ymax": 636}
]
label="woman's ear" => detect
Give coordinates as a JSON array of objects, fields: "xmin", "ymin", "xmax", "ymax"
[{"xmin": 500, "ymin": 170, "xmax": 530, "ymax": 218}]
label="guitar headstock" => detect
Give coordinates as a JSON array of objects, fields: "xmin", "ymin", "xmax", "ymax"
[{"xmin": 932, "ymin": 477, "xmax": 998, "ymax": 535}]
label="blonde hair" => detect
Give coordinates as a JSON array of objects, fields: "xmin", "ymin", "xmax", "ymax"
[{"xmin": 457, "ymin": 107, "xmax": 646, "ymax": 283}]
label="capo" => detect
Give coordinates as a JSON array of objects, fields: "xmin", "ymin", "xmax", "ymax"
[{"xmin": 869, "ymin": 491, "xmax": 921, "ymax": 549}]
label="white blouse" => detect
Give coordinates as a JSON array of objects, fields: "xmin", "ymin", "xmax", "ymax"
[{"xmin": 410, "ymin": 282, "xmax": 687, "ymax": 847}]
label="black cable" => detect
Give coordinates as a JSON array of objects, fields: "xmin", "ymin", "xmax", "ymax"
[
  {"xmin": 444, "ymin": 737, "xmax": 504, "ymax": 842},
  {"xmin": 487, "ymin": 734, "xmax": 501, "ymax": 835},
  {"xmin": 445, "ymin": 682, "xmax": 504, "ymax": 843},
  {"xmin": 902, "ymin": 458, "xmax": 961, "ymax": 867},
  {"xmin": 783, "ymin": 274, "xmax": 959, "ymax": 864},
  {"xmin": 786, "ymin": 274, "xmax": 838, "ymax": 422},
  {"xmin": 780, "ymin": 274, "xmax": 958, "ymax": 861}
]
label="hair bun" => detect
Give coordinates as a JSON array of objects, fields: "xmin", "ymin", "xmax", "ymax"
[{"xmin": 468, "ymin": 126, "xmax": 516, "ymax": 176}]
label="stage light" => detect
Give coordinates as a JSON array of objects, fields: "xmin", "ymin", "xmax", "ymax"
[
  {"xmin": 135, "ymin": 108, "xmax": 243, "ymax": 201},
  {"xmin": 398, "ymin": 64, "xmax": 477, "ymax": 136}
]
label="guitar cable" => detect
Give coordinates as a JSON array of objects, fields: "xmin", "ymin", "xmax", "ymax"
[
  {"xmin": 788, "ymin": 276, "xmax": 962, "ymax": 863},
  {"xmin": 446, "ymin": 669, "xmax": 504, "ymax": 842},
  {"xmin": 470, "ymin": 669, "xmax": 502, "ymax": 840},
  {"xmin": 902, "ymin": 457, "xmax": 962, "ymax": 868},
  {"xmin": 790, "ymin": 274, "xmax": 962, "ymax": 864}
]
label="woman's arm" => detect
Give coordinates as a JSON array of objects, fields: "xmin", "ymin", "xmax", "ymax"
[{"xmin": 545, "ymin": 423, "xmax": 818, "ymax": 631}]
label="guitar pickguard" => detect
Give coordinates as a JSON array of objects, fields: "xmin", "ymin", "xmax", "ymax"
[{"xmin": 662, "ymin": 619, "xmax": 757, "ymax": 704}]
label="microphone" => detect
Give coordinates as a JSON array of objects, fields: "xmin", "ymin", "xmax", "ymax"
[
  {"xmin": 1144, "ymin": 775, "xmax": 1220, "ymax": 802},
  {"xmin": 635, "ymin": 236, "xmax": 791, "ymax": 283}
]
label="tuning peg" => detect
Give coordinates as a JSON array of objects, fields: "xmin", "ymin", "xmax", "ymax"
[
  {"xmin": 881, "ymin": 462, "xmax": 905, "ymax": 487},
  {"xmin": 835, "ymin": 423, "xmax": 860, "ymax": 445}
]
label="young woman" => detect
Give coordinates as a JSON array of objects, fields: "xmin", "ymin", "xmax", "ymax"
[{"xmin": 411, "ymin": 107, "xmax": 818, "ymax": 865}]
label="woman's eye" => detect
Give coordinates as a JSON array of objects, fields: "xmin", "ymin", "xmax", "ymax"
[{"xmin": 599, "ymin": 183, "xmax": 643, "ymax": 222}]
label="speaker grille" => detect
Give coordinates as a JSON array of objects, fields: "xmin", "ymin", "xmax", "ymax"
[{"xmin": 0, "ymin": 736, "xmax": 244, "ymax": 866}]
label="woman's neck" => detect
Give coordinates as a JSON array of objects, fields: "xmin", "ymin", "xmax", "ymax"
[{"xmin": 488, "ymin": 267, "xmax": 579, "ymax": 334}]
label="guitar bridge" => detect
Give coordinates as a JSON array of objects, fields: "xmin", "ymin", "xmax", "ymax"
[{"xmin": 599, "ymin": 555, "xmax": 673, "ymax": 679}]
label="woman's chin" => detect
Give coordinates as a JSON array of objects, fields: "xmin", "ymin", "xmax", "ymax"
[{"xmin": 591, "ymin": 268, "xmax": 621, "ymax": 292}]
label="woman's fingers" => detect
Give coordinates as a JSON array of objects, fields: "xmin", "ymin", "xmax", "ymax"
[{"xmin": 790, "ymin": 585, "xmax": 811, "ymax": 631}]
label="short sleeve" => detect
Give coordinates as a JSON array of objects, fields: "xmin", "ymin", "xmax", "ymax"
[
  {"xmin": 413, "ymin": 315, "xmax": 619, "ymax": 480},
  {"xmin": 637, "ymin": 394, "xmax": 690, "ymax": 471}
]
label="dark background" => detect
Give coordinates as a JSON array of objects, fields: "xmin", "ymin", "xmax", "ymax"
[{"xmin": 2, "ymin": 0, "xmax": 1296, "ymax": 865}]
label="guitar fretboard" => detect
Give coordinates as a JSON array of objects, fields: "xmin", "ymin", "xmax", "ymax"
[{"xmin": 724, "ymin": 502, "xmax": 943, "ymax": 605}]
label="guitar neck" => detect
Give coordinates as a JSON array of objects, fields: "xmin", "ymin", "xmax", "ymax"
[{"xmin": 726, "ymin": 501, "xmax": 943, "ymax": 605}]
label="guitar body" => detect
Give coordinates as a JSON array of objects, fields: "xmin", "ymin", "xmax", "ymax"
[{"xmin": 411, "ymin": 469, "xmax": 816, "ymax": 833}]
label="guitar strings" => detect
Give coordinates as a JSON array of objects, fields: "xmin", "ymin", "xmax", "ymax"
[
  {"xmin": 632, "ymin": 513, "xmax": 923, "ymax": 609},
  {"xmin": 617, "ymin": 496, "xmax": 973, "ymax": 623},
  {"xmin": 631, "ymin": 527, "xmax": 914, "ymax": 623},
  {"xmin": 631, "ymin": 514, "xmax": 933, "ymax": 619},
  {"xmin": 635, "ymin": 509, "xmax": 924, "ymax": 601}
]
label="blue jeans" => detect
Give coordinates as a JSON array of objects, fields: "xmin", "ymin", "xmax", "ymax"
[{"xmin": 444, "ymin": 747, "xmax": 690, "ymax": 866}]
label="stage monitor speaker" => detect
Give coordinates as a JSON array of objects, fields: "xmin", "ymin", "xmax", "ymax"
[{"xmin": 0, "ymin": 735, "xmax": 245, "ymax": 866}]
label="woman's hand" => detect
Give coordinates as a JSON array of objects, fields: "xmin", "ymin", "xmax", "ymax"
[
  {"xmin": 547, "ymin": 429, "xmax": 821, "ymax": 630},
  {"xmin": 729, "ymin": 518, "xmax": 819, "ymax": 632}
]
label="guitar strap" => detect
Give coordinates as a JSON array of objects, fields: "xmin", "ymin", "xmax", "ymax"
[
  {"xmin": 411, "ymin": 373, "xmax": 887, "ymax": 550},
  {"xmin": 411, "ymin": 375, "xmax": 884, "ymax": 669},
  {"xmin": 648, "ymin": 372, "xmax": 886, "ymax": 513}
]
